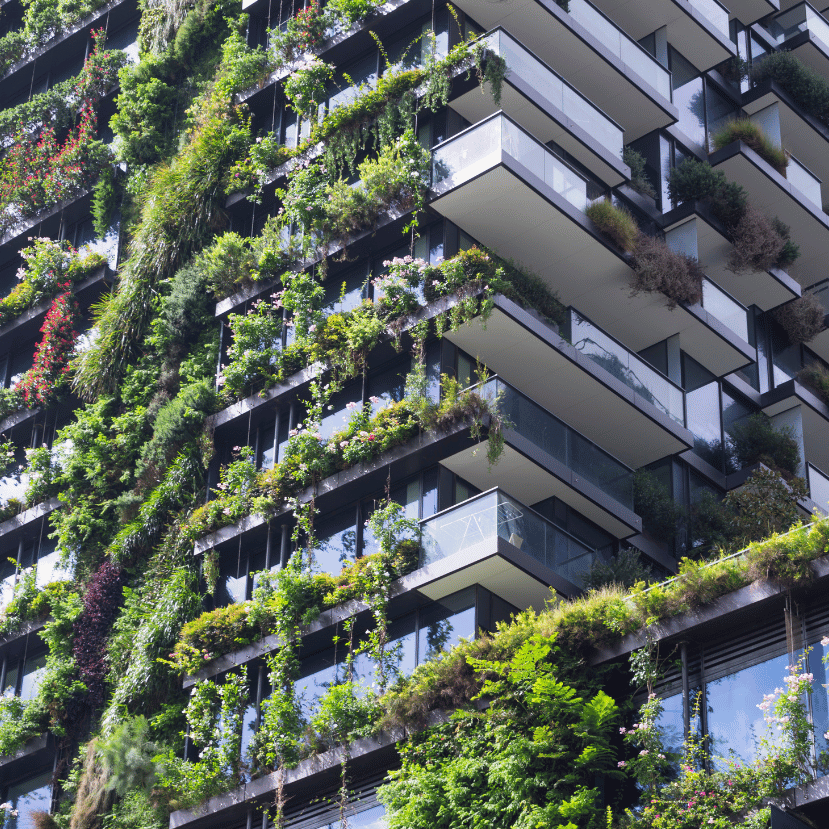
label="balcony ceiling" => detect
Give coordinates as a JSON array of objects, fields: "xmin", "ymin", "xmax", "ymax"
[{"xmin": 663, "ymin": 212, "xmax": 801, "ymax": 310}]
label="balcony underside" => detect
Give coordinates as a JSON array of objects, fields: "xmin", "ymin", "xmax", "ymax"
[
  {"xmin": 450, "ymin": 76, "xmax": 628, "ymax": 187},
  {"xmin": 590, "ymin": 0, "xmax": 735, "ymax": 70},
  {"xmin": 743, "ymin": 83, "xmax": 829, "ymax": 195},
  {"xmin": 444, "ymin": 299, "xmax": 693, "ymax": 467},
  {"xmin": 710, "ymin": 141, "xmax": 829, "ymax": 287},
  {"xmin": 448, "ymin": 0, "xmax": 677, "ymax": 140},
  {"xmin": 432, "ymin": 163, "xmax": 753, "ymax": 376},
  {"xmin": 439, "ymin": 439, "xmax": 638, "ymax": 537},
  {"xmin": 662, "ymin": 207, "xmax": 801, "ymax": 310}
]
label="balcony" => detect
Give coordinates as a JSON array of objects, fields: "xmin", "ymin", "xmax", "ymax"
[
  {"xmin": 442, "ymin": 295, "xmax": 693, "ymax": 468},
  {"xmin": 807, "ymin": 463, "xmax": 829, "ymax": 512},
  {"xmin": 436, "ymin": 376, "xmax": 639, "ymax": 537},
  {"xmin": 449, "ymin": 28, "xmax": 629, "ymax": 186},
  {"xmin": 661, "ymin": 205, "xmax": 801, "ymax": 310},
  {"xmin": 0, "ymin": 0, "xmax": 138, "ymax": 105},
  {"xmin": 761, "ymin": 379, "xmax": 829, "ymax": 478},
  {"xmin": 761, "ymin": 2, "xmax": 829, "ymax": 77},
  {"xmin": 447, "ymin": 0, "xmax": 676, "ymax": 140},
  {"xmin": 802, "ymin": 280, "xmax": 829, "ymax": 362},
  {"xmin": 430, "ymin": 114, "xmax": 755, "ymax": 377},
  {"xmin": 709, "ymin": 139, "xmax": 829, "ymax": 287},
  {"xmin": 742, "ymin": 85, "xmax": 829, "ymax": 207},
  {"xmin": 590, "ymin": 0, "xmax": 735, "ymax": 72},
  {"xmin": 420, "ymin": 488, "xmax": 595, "ymax": 593}
]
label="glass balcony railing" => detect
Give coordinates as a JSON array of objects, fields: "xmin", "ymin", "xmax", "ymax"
[
  {"xmin": 808, "ymin": 279, "xmax": 829, "ymax": 313},
  {"xmin": 685, "ymin": 0, "xmax": 730, "ymax": 37},
  {"xmin": 764, "ymin": 2, "xmax": 829, "ymax": 49},
  {"xmin": 479, "ymin": 377, "xmax": 635, "ymax": 509},
  {"xmin": 787, "ymin": 156, "xmax": 823, "ymax": 207},
  {"xmin": 420, "ymin": 488, "xmax": 595, "ymax": 588},
  {"xmin": 480, "ymin": 28, "xmax": 624, "ymax": 163},
  {"xmin": 564, "ymin": 0, "xmax": 672, "ymax": 100},
  {"xmin": 432, "ymin": 113, "xmax": 589, "ymax": 210},
  {"xmin": 701, "ymin": 279, "xmax": 750, "ymax": 342},
  {"xmin": 564, "ymin": 309, "xmax": 686, "ymax": 424},
  {"xmin": 808, "ymin": 463, "xmax": 829, "ymax": 510}
]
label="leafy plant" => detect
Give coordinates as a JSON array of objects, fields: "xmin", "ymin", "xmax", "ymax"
[
  {"xmin": 728, "ymin": 414, "xmax": 801, "ymax": 478},
  {"xmin": 623, "ymin": 146, "xmax": 656, "ymax": 199},
  {"xmin": 711, "ymin": 118, "xmax": 789, "ymax": 175},
  {"xmin": 586, "ymin": 198, "xmax": 639, "ymax": 251}
]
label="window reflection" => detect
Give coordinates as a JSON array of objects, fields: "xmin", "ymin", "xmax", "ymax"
[
  {"xmin": 2, "ymin": 770, "xmax": 52, "ymax": 829},
  {"xmin": 706, "ymin": 651, "xmax": 792, "ymax": 770}
]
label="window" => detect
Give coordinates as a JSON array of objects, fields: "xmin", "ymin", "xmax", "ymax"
[
  {"xmin": 2, "ymin": 645, "xmax": 48, "ymax": 700},
  {"xmin": 0, "ymin": 770, "xmax": 52, "ymax": 829}
]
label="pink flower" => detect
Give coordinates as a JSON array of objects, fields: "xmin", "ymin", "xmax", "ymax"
[{"xmin": 617, "ymin": 761, "xmax": 626, "ymax": 768}]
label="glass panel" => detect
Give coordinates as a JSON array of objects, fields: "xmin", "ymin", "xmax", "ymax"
[
  {"xmin": 367, "ymin": 361, "xmax": 406, "ymax": 417},
  {"xmin": 808, "ymin": 463, "xmax": 829, "ymax": 510},
  {"xmin": 655, "ymin": 692, "xmax": 685, "ymax": 764},
  {"xmin": 35, "ymin": 540, "xmax": 69, "ymax": 589},
  {"xmin": 765, "ymin": 2, "xmax": 829, "ymax": 49},
  {"xmin": 701, "ymin": 279, "xmax": 749, "ymax": 341},
  {"xmin": 787, "ymin": 156, "xmax": 823, "ymax": 207},
  {"xmin": 3, "ymin": 661, "xmax": 19, "ymax": 697},
  {"xmin": 4, "ymin": 770, "xmax": 52, "ymax": 829},
  {"xmin": 674, "ymin": 76, "xmax": 706, "ymax": 151},
  {"xmin": 689, "ymin": 0, "xmax": 730, "ymax": 36},
  {"xmin": 482, "ymin": 377, "xmax": 634, "ymax": 508},
  {"xmin": 706, "ymin": 650, "xmax": 792, "ymax": 770},
  {"xmin": 19, "ymin": 652, "xmax": 47, "ymax": 701},
  {"xmin": 481, "ymin": 29, "xmax": 623, "ymax": 160},
  {"xmin": 420, "ymin": 490, "xmax": 595, "ymax": 587},
  {"xmin": 343, "ymin": 804, "xmax": 386, "ymax": 829},
  {"xmin": 568, "ymin": 310, "xmax": 685, "ymax": 424},
  {"xmin": 417, "ymin": 590, "xmax": 477, "ymax": 663},
  {"xmin": 432, "ymin": 116, "xmax": 588, "ymax": 210},
  {"xmin": 315, "ymin": 509, "xmax": 358, "ymax": 576},
  {"xmin": 809, "ymin": 638, "xmax": 829, "ymax": 773},
  {"xmin": 565, "ymin": 0, "xmax": 671, "ymax": 99}
]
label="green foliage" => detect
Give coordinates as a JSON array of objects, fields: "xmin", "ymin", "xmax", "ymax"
[
  {"xmin": 581, "ymin": 548, "xmax": 653, "ymax": 591},
  {"xmin": 74, "ymin": 27, "xmax": 258, "ymax": 398},
  {"xmin": 668, "ymin": 158, "xmax": 748, "ymax": 227},
  {"xmin": 0, "ymin": 238, "xmax": 106, "ymax": 329},
  {"xmin": 729, "ymin": 414, "xmax": 801, "ymax": 478},
  {"xmin": 586, "ymin": 198, "xmax": 639, "ymax": 251},
  {"xmin": 91, "ymin": 166, "xmax": 119, "ymax": 239},
  {"xmin": 799, "ymin": 360, "xmax": 829, "ymax": 405},
  {"xmin": 752, "ymin": 51, "xmax": 829, "ymax": 128},
  {"xmin": 623, "ymin": 146, "xmax": 656, "ymax": 198},
  {"xmin": 97, "ymin": 716, "xmax": 161, "ymax": 795},
  {"xmin": 711, "ymin": 118, "xmax": 789, "ymax": 175},
  {"xmin": 379, "ymin": 637, "xmax": 620, "ymax": 829}
]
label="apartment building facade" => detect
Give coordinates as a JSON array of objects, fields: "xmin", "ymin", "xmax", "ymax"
[{"xmin": 2, "ymin": 0, "xmax": 829, "ymax": 824}]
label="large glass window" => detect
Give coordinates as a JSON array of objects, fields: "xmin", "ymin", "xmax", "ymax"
[
  {"xmin": 706, "ymin": 652, "xmax": 791, "ymax": 770},
  {"xmin": 1, "ymin": 770, "xmax": 52, "ymax": 829}
]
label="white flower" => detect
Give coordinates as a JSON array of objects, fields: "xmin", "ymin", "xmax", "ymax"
[{"xmin": 822, "ymin": 636, "xmax": 829, "ymax": 647}]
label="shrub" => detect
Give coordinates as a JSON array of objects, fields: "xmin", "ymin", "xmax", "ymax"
[
  {"xmin": 630, "ymin": 232, "xmax": 704, "ymax": 308},
  {"xmin": 774, "ymin": 294, "xmax": 826, "ymax": 344},
  {"xmin": 727, "ymin": 204, "xmax": 787, "ymax": 273},
  {"xmin": 728, "ymin": 413, "xmax": 801, "ymax": 478},
  {"xmin": 772, "ymin": 217, "xmax": 801, "ymax": 270},
  {"xmin": 585, "ymin": 198, "xmax": 638, "ymax": 251},
  {"xmin": 633, "ymin": 470, "xmax": 684, "ymax": 540},
  {"xmin": 711, "ymin": 118, "xmax": 789, "ymax": 175},
  {"xmin": 752, "ymin": 52, "xmax": 829, "ymax": 127},
  {"xmin": 668, "ymin": 158, "xmax": 748, "ymax": 227},
  {"xmin": 580, "ymin": 548, "xmax": 653, "ymax": 590},
  {"xmin": 799, "ymin": 361, "xmax": 829, "ymax": 405},
  {"xmin": 623, "ymin": 146, "xmax": 657, "ymax": 199}
]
